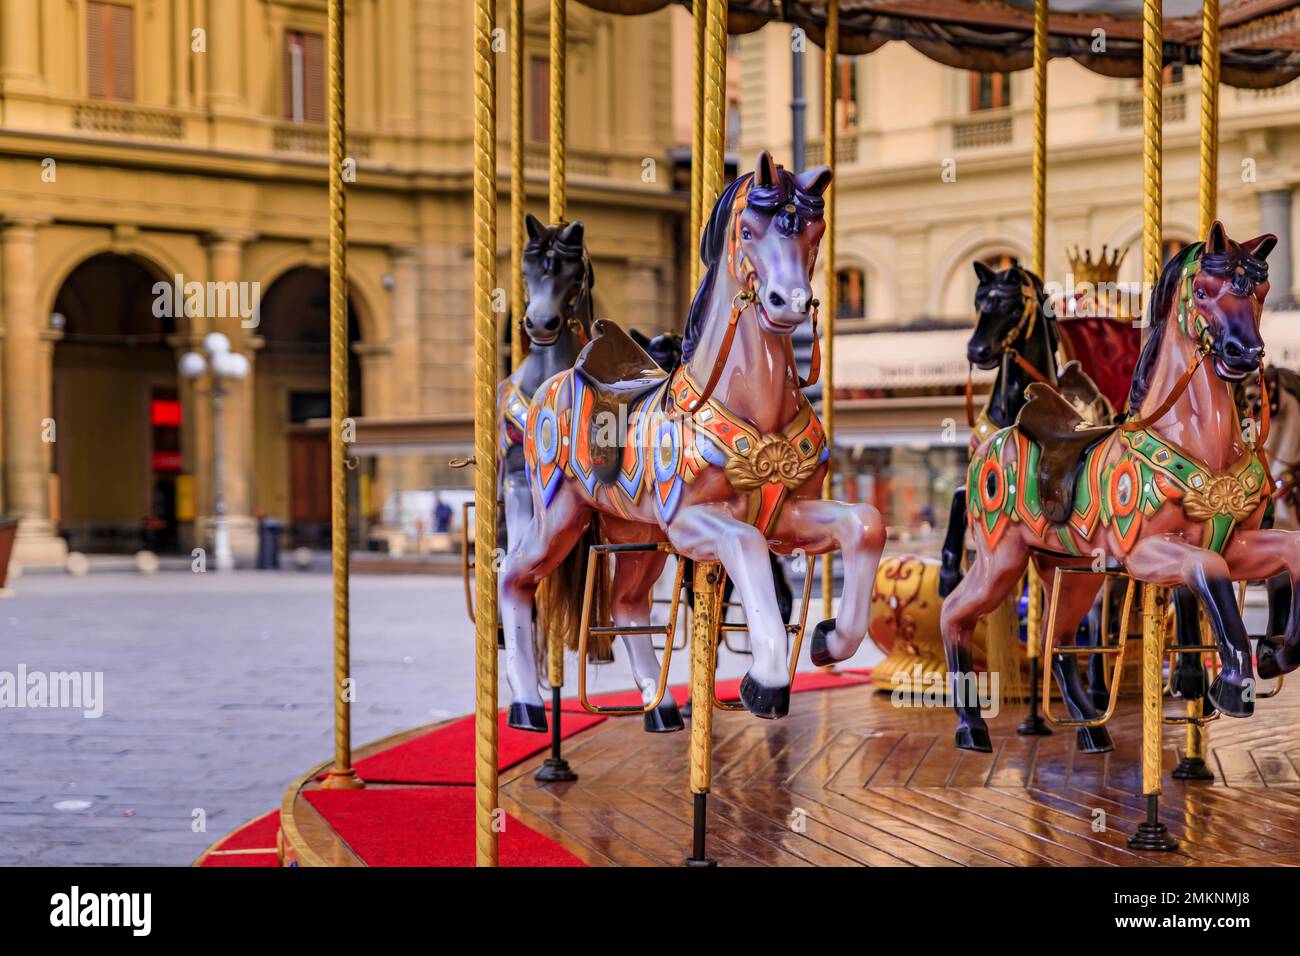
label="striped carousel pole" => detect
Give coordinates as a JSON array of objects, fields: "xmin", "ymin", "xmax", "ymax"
[
  {"xmin": 1172, "ymin": 0, "xmax": 1220, "ymax": 783},
  {"xmin": 1128, "ymin": 0, "xmax": 1179, "ymax": 852},
  {"xmin": 820, "ymin": 0, "xmax": 838, "ymax": 624},
  {"xmin": 690, "ymin": 0, "xmax": 707, "ymax": 290},
  {"xmin": 686, "ymin": 0, "xmax": 728, "ymax": 868},
  {"xmin": 536, "ymin": 0, "xmax": 579, "ymax": 784},
  {"xmin": 472, "ymin": 0, "xmax": 501, "ymax": 867},
  {"xmin": 511, "ymin": 0, "xmax": 527, "ymax": 373},
  {"xmin": 320, "ymin": 0, "xmax": 362, "ymax": 793},
  {"xmin": 1018, "ymin": 0, "xmax": 1053, "ymax": 738}
]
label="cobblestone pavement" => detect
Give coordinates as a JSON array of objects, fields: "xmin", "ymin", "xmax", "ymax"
[{"xmin": 1, "ymin": 568, "xmax": 875, "ymax": 866}]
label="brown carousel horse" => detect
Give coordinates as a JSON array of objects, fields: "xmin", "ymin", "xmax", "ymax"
[
  {"xmin": 942, "ymin": 222, "xmax": 1287, "ymax": 752},
  {"xmin": 500, "ymin": 151, "xmax": 886, "ymax": 729}
]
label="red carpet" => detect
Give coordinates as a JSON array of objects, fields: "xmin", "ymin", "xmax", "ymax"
[
  {"xmin": 196, "ymin": 810, "xmax": 280, "ymax": 868},
  {"xmin": 350, "ymin": 708, "xmax": 606, "ymax": 785},
  {"xmin": 305, "ymin": 788, "xmax": 586, "ymax": 867}
]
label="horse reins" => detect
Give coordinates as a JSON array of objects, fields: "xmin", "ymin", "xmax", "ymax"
[{"xmin": 964, "ymin": 280, "xmax": 1050, "ymax": 428}]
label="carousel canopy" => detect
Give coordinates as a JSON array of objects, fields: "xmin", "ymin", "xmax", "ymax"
[{"xmin": 579, "ymin": 0, "xmax": 1300, "ymax": 88}]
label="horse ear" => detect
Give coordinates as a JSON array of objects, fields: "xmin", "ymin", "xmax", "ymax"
[
  {"xmin": 558, "ymin": 219, "xmax": 585, "ymax": 248},
  {"xmin": 1242, "ymin": 233, "xmax": 1278, "ymax": 261},
  {"xmin": 973, "ymin": 260, "xmax": 996, "ymax": 285},
  {"xmin": 525, "ymin": 213, "xmax": 545, "ymax": 241},
  {"xmin": 796, "ymin": 165, "xmax": 832, "ymax": 197},
  {"xmin": 1206, "ymin": 220, "xmax": 1230, "ymax": 254},
  {"xmin": 754, "ymin": 150, "xmax": 778, "ymax": 188}
]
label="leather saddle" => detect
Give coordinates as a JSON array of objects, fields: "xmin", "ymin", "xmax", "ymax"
[
  {"xmin": 574, "ymin": 319, "xmax": 670, "ymax": 483},
  {"xmin": 1016, "ymin": 381, "xmax": 1116, "ymax": 525}
]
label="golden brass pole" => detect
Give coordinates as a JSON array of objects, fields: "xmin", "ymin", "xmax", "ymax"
[
  {"xmin": 472, "ymin": 0, "xmax": 500, "ymax": 867},
  {"xmin": 1140, "ymin": 0, "xmax": 1163, "ymax": 298},
  {"xmin": 320, "ymin": 0, "xmax": 361, "ymax": 792},
  {"xmin": 1130, "ymin": 583, "xmax": 1178, "ymax": 849},
  {"xmin": 549, "ymin": 0, "xmax": 566, "ymax": 227},
  {"xmin": 1179, "ymin": 0, "xmax": 1220, "ymax": 776},
  {"xmin": 686, "ymin": 561, "xmax": 719, "ymax": 866},
  {"xmin": 684, "ymin": 0, "xmax": 728, "ymax": 867},
  {"xmin": 1016, "ymin": 0, "xmax": 1052, "ymax": 736},
  {"xmin": 689, "ymin": 0, "xmax": 706, "ymax": 291},
  {"xmin": 1197, "ymin": 0, "xmax": 1220, "ymax": 242},
  {"xmin": 820, "ymin": 0, "xmax": 838, "ymax": 622},
  {"xmin": 510, "ymin": 0, "xmax": 526, "ymax": 373}
]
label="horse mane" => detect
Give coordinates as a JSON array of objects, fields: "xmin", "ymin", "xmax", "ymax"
[
  {"xmin": 681, "ymin": 167, "xmax": 824, "ymax": 362},
  {"xmin": 1127, "ymin": 241, "xmax": 1203, "ymax": 411},
  {"xmin": 523, "ymin": 220, "xmax": 594, "ymax": 330}
]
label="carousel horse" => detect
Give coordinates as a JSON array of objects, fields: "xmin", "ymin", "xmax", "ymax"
[
  {"xmin": 938, "ymin": 260, "xmax": 1110, "ymax": 598},
  {"xmin": 501, "ymin": 151, "xmax": 885, "ymax": 729},
  {"xmin": 942, "ymin": 222, "xmax": 1286, "ymax": 753}
]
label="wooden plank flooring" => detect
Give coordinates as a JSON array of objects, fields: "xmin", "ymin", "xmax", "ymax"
[{"xmin": 499, "ymin": 679, "xmax": 1300, "ymax": 866}]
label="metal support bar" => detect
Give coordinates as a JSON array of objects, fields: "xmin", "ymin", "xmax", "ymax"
[
  {"xmin": 1041, "ymin": 569, "xmax": 1136, "ymax": 728},
  {"xmin": 686, "ymin": 560, "xmax": 720, "ymax": 867}
]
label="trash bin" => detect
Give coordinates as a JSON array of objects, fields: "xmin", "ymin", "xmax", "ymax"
[{"xmin": 257, "ymin": 517, "xmax": 284, "ymax": 570}]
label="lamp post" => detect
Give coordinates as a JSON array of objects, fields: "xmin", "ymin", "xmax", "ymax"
[{"xmin": 179, "ymin": 332, "xmax": 249, "ymax": 572}]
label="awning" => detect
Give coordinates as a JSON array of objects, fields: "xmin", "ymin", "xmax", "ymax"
[
  {"xmin": 833, "ymin": 328, "xmax": 996, "ymax": 389},
  {"xmin": 578, "ymin": 0, "xmax": 1300, "ymax": 89}
]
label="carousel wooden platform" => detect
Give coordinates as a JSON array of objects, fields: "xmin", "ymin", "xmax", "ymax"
[{"xmin": 269, "ymin": 676, "xmax": 1300, "ymax": 867}]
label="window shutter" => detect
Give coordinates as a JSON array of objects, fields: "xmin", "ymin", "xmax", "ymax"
[
  {"xmin": 109, "ymin": 3, "xmax": 134, "ymax": 101},
  {"xmin": 283, "ymin": 32, "xmax": 296, "ymax": 118},
  {"xmin": 303, "ymin": 33, "xmax": 325, "ymax": 124},
  {"xmin": 529, "ymin": 56, "xmax": 549, "ymax": 141},
  {"xmin": 87, "ymin": 2, "xmax": 108, "ymax": 98}
]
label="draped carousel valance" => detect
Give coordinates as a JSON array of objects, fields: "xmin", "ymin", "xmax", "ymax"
[{"xmin": 577, "ymin": 0, "xmax": 1300, "ymax": 88}]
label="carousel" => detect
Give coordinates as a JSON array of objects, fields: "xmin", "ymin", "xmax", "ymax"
[{"xmin": 195, "ymin": 0, "xmax": 1300, "ymax": 869}]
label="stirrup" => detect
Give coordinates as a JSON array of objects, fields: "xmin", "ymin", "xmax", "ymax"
[
  {"xmin": 460, "ymin": 501, "xmax": 476, "ymax": 622},
  {"xmin": 576, "ymin": 542, "xmax": 684, "ymax": 716},
  {"xmin": 708, "ymin": 561, "xmax": 814, "ymax": 712},
  {"xmin": 1041, "ymin": 569, "xmax": 1137, "ymax": 728}
]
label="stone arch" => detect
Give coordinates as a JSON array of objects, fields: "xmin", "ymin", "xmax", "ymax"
[{"xmin": 932, "ymin": 230, "xmax": 1033, "ymax": 318}]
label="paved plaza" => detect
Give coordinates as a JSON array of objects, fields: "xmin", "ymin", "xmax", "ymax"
[{"xmin": 1, "ymin": 567, "xmax": 873, "ymax": 866}]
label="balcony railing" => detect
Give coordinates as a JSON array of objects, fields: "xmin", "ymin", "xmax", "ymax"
[
  {"xmin": 1117, "ymin": 89, "xmax": 1186, "ymax": 128},
  {"xmin": 72, "ymin": 102, "xmax": 183, "ymax": 141},
  {"xmin": 952, "ymin": 113, "xmax": 1013, "ymax": 151},
  {"xmin": 804, "ymin": 134, "xmax": 859, "ymax": 168},
  {"xmin": 271, "ymin": 121, "xmax": 373, "ymax": 159}
]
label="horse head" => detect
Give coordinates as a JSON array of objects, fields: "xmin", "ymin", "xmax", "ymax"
[
  {"xmin": 1185, "ymin": 221, "xmax": 1276, "ymax": 382},
  {"xmin": 967, "ymin": 259, "xmax": 1039, "ymax": 369},
  {"xmin": 522, "ymin": 214, "xmax": 593, "ymax": 347}
]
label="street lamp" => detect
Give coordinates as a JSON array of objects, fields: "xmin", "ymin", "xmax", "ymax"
[{"xmin": 179, "ymin": 332, "xmax": 250, "ymax": 572}]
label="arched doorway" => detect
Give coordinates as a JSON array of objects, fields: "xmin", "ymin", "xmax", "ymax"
[
  {"xmin": 254, "ymin": 267, "xmax": 363, "ymax": 547},
  {"xmin": 51, "ymin": 253, "xmax": 183, "ymax": 553}
]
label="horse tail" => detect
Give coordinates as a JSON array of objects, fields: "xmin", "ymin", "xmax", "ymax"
[
  {"xmin": 535, "ymin": 516, "xmax": 613, "ymax": 671},
  {"xmin": 937, "ymin": 488, "xmax": 968, "ymax": 597}
]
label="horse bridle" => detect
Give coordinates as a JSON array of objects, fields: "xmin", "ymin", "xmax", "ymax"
[
  {"xmin": 964, "ymin": 277, "xmax": 1050, "ymax": 428},
  {"xmin": 682, "ymin": 181, "xmax": 822, "ymax": 412}
]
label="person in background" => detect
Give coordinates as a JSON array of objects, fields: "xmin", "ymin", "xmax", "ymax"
[{"xmin": 433, "ymin": 493, "xmax": 452, "ymax": 534}]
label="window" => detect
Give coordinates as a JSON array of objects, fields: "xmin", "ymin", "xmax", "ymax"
[
  {"xmin": 284, "ymin": 30, "xmax": 325, "ymax": 123},
  {"xmin": 822, "ymin": 55, "xmax": 858, "ymax": 130},
  {"xmin": 727, "ymin": 98, "xmax": 741, "ymax": 151},
  {"xmin": 529, "ymin": 56, "xmax": 549, "ymax": 141},
  {"xmin": 1136, "ymin": 65, "xmax": 1185, "ymax": 89},
  {"xmin": 982, "ymin": 253, "xmax": 1016, "ymax": 273},
  {"xmin": 87, "ymin": 1, "xmax": 134, "ymax": 101},
  {"xmin": 837, "ymin": 268, "xmax": 866, "ymax": 321},
  {"xmin": 1162, "ymin": 238, "xmax": 1189, "ymax": 265},
  {"xmin": 969, "ymin": 72, "xmax": 1012, "ymax": 112}
]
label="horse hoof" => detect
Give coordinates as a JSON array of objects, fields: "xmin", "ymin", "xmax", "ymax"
[
  {"xmin": 955, "ymin": 724, "xmax": 992, "ymax": 753},
  {"xmin": 643, "ymin": 699, "xmax": 685, "ymax": 733},
  {"xmin": 1075, "ymin": 725, "xmax": 1114, "ymax": 754},
  {"xmin": 739, "ymin": 674, "xmax": 790, "ymax": 720},
  {"xmin": 1256, "ymin": 636, "xmax": 1286, "ymax": 680},
  {"xmin": 1207, "ymin": 675, "xmax": 1254, "ymax": 718},
  {"xmin": 809, "ymin": 618, "xmax": 838, "ymax": 667},
  {"xmin": 507, "ymin": 701, "xmax": 548, "ymax": 733}
]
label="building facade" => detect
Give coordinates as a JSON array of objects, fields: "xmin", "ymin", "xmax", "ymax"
[
  {"xmin": 736, "ymin": 27, "xmax": 1300, "ymax": 547},
  {"xmin": 0, "ymin": 0, "xmax": 687, "ymax": 566}
]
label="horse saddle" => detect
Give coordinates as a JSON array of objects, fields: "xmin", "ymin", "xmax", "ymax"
[
  {"xmin": 1016, "ymin": 381, "xmax": 1116, "ymax": 525},
  {"xmin": 574, "ymin": 319, "xmax": 669, "ymax": 483}
]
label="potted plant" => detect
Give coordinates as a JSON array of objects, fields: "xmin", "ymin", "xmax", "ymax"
[{"xmin": 0, "ymin": 516, "xmax": 17, "ymax": 590}]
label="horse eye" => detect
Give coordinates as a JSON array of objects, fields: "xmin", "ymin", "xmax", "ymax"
[
  {"xmin": 741, "ymin": 227, "xmax": 752, "ymax": 241},
  {"xmin": 1195, "ymin": 288, "xmax": 1207, "ymax": 300}
]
